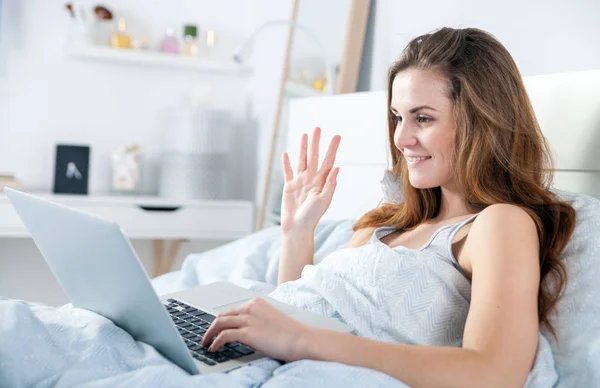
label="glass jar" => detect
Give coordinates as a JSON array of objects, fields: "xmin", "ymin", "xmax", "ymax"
[{"xmin": 182, "ymin": 24, "xmax": 199, "ymax": 56}]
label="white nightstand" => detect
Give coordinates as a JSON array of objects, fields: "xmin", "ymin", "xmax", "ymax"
[{"xmin": 0, "ymin": 193, "xmax": 254, "ymax": 276}]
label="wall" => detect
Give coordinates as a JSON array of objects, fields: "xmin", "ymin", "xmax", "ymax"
[
  {"xmin": 0, "ymin": 0, "xmax": 294, "ymax": 306},
  {"xmin": 1, "ymin": 0, "xmax": 257, "ymax": 194},
  {"xmin": 367, "ymin": 0, "xmax": 600, "ymax": 90}
]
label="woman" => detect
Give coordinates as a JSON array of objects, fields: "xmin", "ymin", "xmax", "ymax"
[{"xmin": 202, "ymin": 27, "xmax": 576, "ymax": 387}]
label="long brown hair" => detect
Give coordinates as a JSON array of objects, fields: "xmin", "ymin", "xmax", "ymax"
[{"xmin": 355, "ymin": 27, "xmax": 576, "ymax": 335}]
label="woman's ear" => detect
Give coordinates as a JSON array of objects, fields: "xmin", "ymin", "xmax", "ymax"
[{"xmin": 381, "ymin": 169, "xmax": 404, "ymax": 204}]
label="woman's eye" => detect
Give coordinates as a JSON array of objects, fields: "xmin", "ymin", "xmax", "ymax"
[
  {"xmin": 416, "ymin": 116, "xmax": 432, "ymax": 124},
  {"xmin": 393, "ymin": 115, "xmax": 402, "ymax": 123}
]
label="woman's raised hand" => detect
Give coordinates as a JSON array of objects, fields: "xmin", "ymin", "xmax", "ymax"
[{"xmin": 280, "ymin": 127, "xmax": 341, "ymax": 233}]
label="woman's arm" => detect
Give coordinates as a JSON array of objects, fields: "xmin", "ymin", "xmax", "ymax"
[
  {"xmin": 205, "ymin": 204, "xmax": 540, "ymax": 387},
  {"xmin": 279, "ymin": 225, "xmax": 375, "ymax": 285},
  {"xmin": 277, "ymin": 128, "xmax": 341, "ymax": 285},
  {"xmin": 300, "ymin": 204, "xmax": 541, "ymax": 387},
  {"xmin": 278, "ymin": 230, "xmax": 315, "ymax": 285}
]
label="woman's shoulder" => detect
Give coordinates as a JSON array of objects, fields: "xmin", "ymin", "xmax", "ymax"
[
  {"xmin": 466, "ymin": 203, "xmax": 539, "ymax": 253},
  {"xmin": 457, "ymin": 204, "xmax": 540, "ymax": 276},
  {"xmin": 474, "ymin": 203, "xmax": 536, "ymax": 231}
]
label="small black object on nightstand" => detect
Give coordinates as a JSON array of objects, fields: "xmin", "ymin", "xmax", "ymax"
[{"xmin": 53, "ymin": 144, "xmax": 91, "ymax": 195}]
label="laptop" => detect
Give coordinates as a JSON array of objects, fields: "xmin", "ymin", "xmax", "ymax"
[{"xmin": 4, "ymin": 188, "xmax": 352, "ymax": 375}]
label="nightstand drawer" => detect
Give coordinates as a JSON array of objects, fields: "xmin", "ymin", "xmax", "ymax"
[{"xmin": 74, "ymin": 204, "xmax": 253, "ymax": 239}]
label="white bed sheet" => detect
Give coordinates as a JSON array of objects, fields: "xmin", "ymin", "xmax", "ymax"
[{"xmin": 152, "ymin": 220, "xmax": 355, "ymax": 296}]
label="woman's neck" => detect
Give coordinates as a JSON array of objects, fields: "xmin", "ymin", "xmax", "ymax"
[{"xmin": 433, "ymin": 186, "xmax": 474, "ymax": 222}]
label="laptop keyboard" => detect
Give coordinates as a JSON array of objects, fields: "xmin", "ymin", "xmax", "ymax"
[{"xmin": 164, "ymin": 298, "xmax": 255, "ymax": 366}]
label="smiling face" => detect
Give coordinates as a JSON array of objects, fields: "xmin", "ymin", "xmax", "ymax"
[{"xmin": 390, "ymin": 68, "xmax": 457, "ymax": 190}]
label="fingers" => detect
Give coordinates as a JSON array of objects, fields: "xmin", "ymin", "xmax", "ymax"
[
  {"xmin": 307, "ymin": 127, "xmax": 321, "ymax": 173},
  {"xmin": 282, "ymin": 152, "xmax": 294, "ymax": 182},
  {"xmin": 297, "ymin": 133, "xmax": 308, "ymax": 172},
  {"xmin": 320, "ymin": 167, "xmax": 339, "ymax": 202},
  {"xmin": 318, "ymin": 135, "xmax": 341, "ymax": 176},
  {"xmin": 209, "ymin": 329, "xmax": 246, "ymax": 352},
  {"xmin": 295, "ymin": 129, "xmax": 340, "ymax": 179},
  {"xmin": 201, "ymin": 315, "xmax": 247, "ymax": 347}
]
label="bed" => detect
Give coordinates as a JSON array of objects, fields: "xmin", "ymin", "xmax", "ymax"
[{"xmin": 2, "ymin": 69, "xmax": 600, "ymax": 387}]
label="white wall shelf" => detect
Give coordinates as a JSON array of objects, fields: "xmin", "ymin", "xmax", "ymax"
[{"xmin": 67, "ymin": 44, "xmax": 252, "ymax": 75}]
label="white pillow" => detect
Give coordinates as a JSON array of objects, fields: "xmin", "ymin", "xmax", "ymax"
[
  {"xmin": 545, "ymin": 190, "xmax": 600, "ymax": 387},
  {"xmin": 380, "ymin": 169, "xmax": 404, "ymax": 205}
]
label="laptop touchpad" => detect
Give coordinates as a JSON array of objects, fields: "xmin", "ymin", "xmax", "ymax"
[
  {"xmin": 212, "ymin": 298, "xmax": 253, "ymax": 313},
  {"xmin": 212, "ymin": 297, "xmax": 296, "ymax": 316}
]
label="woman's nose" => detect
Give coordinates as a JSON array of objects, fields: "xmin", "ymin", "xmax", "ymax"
[{"xmin": 394, "ymin": 122, "xmax": 418, "ymax": 149}]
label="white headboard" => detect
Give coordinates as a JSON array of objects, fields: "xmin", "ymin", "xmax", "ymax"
[{"xmin": 287, "ymin": 69, "xmax": 600, "ymax": 221}]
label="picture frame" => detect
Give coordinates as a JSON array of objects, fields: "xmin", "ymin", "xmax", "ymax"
[{"xmin": 53, "ymin": 144, "xmax": 91, "ymax": 195}]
